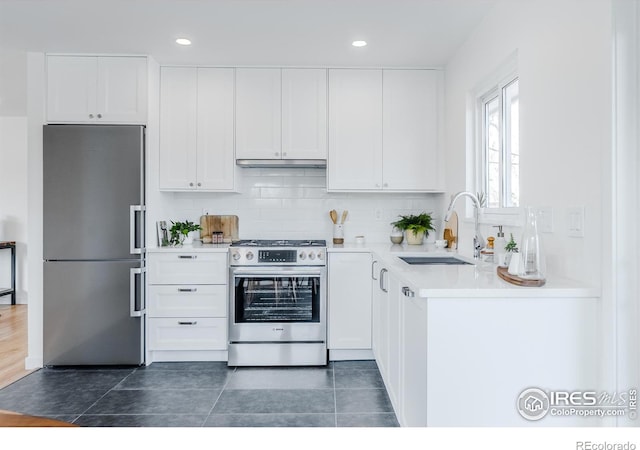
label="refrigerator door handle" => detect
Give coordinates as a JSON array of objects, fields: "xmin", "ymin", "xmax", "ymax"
[
  {"xmin": 130, "ymin": 205, "xmax": 145, "ymax": 254},
  {"xmin": 130, "ymin": 267, "xmax": 146, "ymax": 317}
]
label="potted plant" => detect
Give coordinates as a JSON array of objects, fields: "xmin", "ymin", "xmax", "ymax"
[
  {"xmin": 168, "ymin": 220, "xmax": 202, "ymax": 246},
  {"xmin": 391, "ymin": 212, "xmax": 435, "ymax": 245},
  {"xmin": 504, "ymin": 233, "xmax": 518, "ymax": 266}
]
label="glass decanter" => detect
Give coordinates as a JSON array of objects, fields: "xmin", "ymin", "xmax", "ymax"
[{"xmin": 518, "ymin": 207, "xmax": 546, "ymax": 280}]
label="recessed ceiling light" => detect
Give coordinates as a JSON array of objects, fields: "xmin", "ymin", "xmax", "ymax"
[
  {"xmin": 352, "ymin": 40, "xmax": 367, "ymax": 47},
  {"xmin": 175, "ymin": 38, "xmax": 192, "ymax": 46}
]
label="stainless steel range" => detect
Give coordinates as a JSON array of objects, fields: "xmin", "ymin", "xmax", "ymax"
[{"xmin": 228, "ymin": 240, "xmax": 327, "ymax": 366}]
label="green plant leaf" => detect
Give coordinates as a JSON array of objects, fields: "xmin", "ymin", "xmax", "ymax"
[{"xmin": 390, "ymin": 212, "xmax": 435, "ymax": 236}]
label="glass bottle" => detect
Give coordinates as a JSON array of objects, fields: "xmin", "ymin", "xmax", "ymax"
[{"xmin": 518, "ymin": 207, "xmax": 545, "ymax": 280}]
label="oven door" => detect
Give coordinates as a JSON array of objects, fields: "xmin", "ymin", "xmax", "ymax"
[{"xmin": 229, "ymin": 266, "xmax": 327, "ymax": 343}]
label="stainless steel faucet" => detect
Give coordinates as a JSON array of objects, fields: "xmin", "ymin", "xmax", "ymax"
[{"xmin": 444, "ymin": 191, "xmax": 485, "ymax": 259}]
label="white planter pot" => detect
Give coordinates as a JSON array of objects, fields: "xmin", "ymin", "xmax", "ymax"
[{"xmin": 405, "ymin": 230, "xmax": 425, "ymax": 245}]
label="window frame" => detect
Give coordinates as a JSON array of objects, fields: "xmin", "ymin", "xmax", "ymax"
[{"xmin": 467, "ymin": 53, "xmax": 521, "ymax": 225}]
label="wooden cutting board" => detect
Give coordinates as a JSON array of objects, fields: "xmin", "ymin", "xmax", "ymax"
[
  {"xmin": 497, "ymin": 266, "xmax": 546, "ymax": 287},
  {"xmin": 199, "ymin": 215, "xmax": 239, "ymax": 243}
]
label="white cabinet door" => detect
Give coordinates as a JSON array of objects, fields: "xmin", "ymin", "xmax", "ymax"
[
  {"xmin": 383, "ymin": 69, "xmax": 440, "ymax": 191},
  {"xmin": 327, "ymin": 69, "xmax": 383, "ymax": 190},
  {"xmin": 328, "ymin": 252, "xmax": 372, "ymax": 349},
  {"xmin": 282, "ymin": 68, "xmax": 327, "ymax": 160},
  {"xmin": 400, "ymin": 287, "xmax": 428, "ymax": 427},
  {"xmin": 386, "ymin": 271, "xmax": 402, "ymax": 413},
  {"xmin": 47, "ymin": 55, "xmax": 147, "ymax": 124},
  {"xmin": 148, "ymin": 285, "xmax": 227, "ymax": 318},
  {"xmin": 47, "ymin": 56, "xmax": 97, "ymax": 122},
  {"xmin": 147, "ymin": 252, "xmax": 227, "ymax": 285},
  {"xmin": 196, "ymin": 68, "xmax": 236, "ymax": 191},
  {"xmin": 96, "ymin": 57, "xmax": 147, "ymax": 124},
  {"xmin": 159, "ymin": 67, "xmax": 198, "ymax": 190},
  {"xmin": 236, "ymin": 68, "xmax": 281, "ymax": 159},
  {"xmin": 148, "ymin": 317, "xmax": 227, "ymax": 351},
  {"xmin": 372, "ymin": 264, "xmax": 388, "ymax": 379}
]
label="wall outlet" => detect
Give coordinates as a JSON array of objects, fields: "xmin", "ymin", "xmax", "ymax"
[
  {"xmin": 537, "ymin": 207, "xmax": 553, "ymax": 233},
  {"xmin": 567, "ymin": 207, "xmax": 585, "ymax": 237},
  {"xmin": 375, "ymin": 208, "xmax": 383, "ymax": 220}
]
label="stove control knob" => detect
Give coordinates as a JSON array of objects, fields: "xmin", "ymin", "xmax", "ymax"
[
  {"xmin": 246, "ymin": 251, "xmax": 254, "ymax": 260},
  {"xmin": 317, "ymin": 252, "xmax": 324, "ymax": 260},
  {"xmin": 309, "ymin": 252, "xmax": 316, "ymax": 260},
  {"xmin": 299, "ymin": 252, "xmax": 306, "ymax": 260},
  {"xmin": 232, "ymin": 251, "xmax": 241, "ymax": 261}
]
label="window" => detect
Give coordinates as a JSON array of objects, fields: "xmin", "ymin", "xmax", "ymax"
[{"xmin": 478, "ymin": 74, "xmax": 520, "ymax": 208}]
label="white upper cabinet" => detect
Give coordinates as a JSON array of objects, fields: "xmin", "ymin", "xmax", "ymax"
[
  {"xmin": 236, "ymin": 68, "xmax": 328, "ymax": 162},
  {"xmin": 159, "ymin": 67, "xmax": 236, "ymax": 191},
  {"xmin": 282, "ymin": 68, "xmax": 327, "ymax": 160},
  {"xmin": 196, "ymin": 68, "xmax": 236, "ymax": 190},
  {"xmin": 235, "ymin": 68, "xmax": 282, "ymax": 159},
  {"xmin": 327, "ymin": 68, "xmax": 442, "ymax": 192},
  {"xmin": 383, "ymin": 69, "xmax": 441, "ymax": 191},
  {"xmin": 328, "ymin": 69, "xmax": 383, "ymax": 190},
  {"xmin": 159, "ymin": 67, "xmax": 198, "ymax": 190},
  {"xmin": 47, "ymin": 55, "xmax": 147, "ymax": 124}
]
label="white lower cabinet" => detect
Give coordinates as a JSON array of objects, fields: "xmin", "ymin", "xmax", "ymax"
[
  {"xmin": 328, "ymin": 252, "xmax": 372, "ymax": 352},
  {"xmin": 371, "ymin": 259, "xmax": 600, "ymax": 426},
  {"xmin": 400, "ymin": 287, "xmax": 428, "ymax": 427},
  {"xmin": 147, "ymin": 251, "xmax": 228, "ymax": 362},
  {"xmin": 373, "ymin": 265, "xmax": 427, "ymax": 427},
  {"xmin": 148, "ymin": 318, "xmax": 227, "ymax": 351}
]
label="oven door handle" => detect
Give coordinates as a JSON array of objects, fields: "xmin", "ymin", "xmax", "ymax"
[{"xmin": 231, "ymin": 268, "xmax": 324, "ymax": 277}]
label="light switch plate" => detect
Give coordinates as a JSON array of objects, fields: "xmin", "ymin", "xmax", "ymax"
[
  {"xmin": 567, "ymin": 207, "xmax": 585, "ymax": 237},
  {"xmin": 537, "ymin": 207, "xmax": 553, "ymax": 233}
]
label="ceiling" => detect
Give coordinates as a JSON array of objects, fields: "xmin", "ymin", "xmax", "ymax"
[{"xmin": 0, "ymin": 0, "xmax": 496, "ymax": 67}]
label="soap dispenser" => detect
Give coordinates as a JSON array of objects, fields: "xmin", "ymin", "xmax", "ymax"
[{"xmin": 493, "ymin": 225, "xmax": 507, "ymax": 267}]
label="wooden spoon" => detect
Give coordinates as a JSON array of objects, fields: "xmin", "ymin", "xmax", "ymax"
[
  {"xmin": 329, "ymin": 210, "xmax": 338, "ymax": 224},
  {"xmin": 340, "ymin": 210, "xmax": 348, "ymax": 224}
]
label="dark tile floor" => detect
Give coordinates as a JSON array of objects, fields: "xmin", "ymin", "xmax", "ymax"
[{"xmin": 0, "ymin": 360, "xmax": 399, "ymax": 427}]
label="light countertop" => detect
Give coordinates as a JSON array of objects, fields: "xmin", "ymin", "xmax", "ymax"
[
  {"xmin": 147, "ymin": 242, "xmax": 231, "ymax": 253},
  {"xmin": 148, "ymin": 240, "xmax": 598, "ymax": 298},
  {"xmin": 329, "ymin": 242, "xmax": 599, "ymax": 299}
]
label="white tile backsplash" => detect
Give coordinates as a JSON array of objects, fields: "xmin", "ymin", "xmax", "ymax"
[{"xmin": 156, "ymin": 168, "xmax": 445, "ymax": 244}]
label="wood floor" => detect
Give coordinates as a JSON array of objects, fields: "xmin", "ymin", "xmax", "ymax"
[{"xmin": 0, "ymin": 305, "xmax": 33, "ymax": 390}]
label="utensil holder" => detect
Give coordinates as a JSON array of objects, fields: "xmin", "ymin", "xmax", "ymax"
[{"xmin": 333, "ymin": 224, "xmax": 344, "ymax": 245}]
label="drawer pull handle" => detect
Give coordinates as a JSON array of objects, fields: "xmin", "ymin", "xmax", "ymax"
[
  {"xmin": 178, "ymin": 288, "xmax": 197, "ymax": 293},
  {"xmin": 178, "ymin": 321, "xmax": 197, "ymax": 325},
  {"xmin": 178, "ymin": 255, "xmax": 197, "ymax": 259}
]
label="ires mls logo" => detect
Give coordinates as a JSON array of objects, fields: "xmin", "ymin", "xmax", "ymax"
[
  {"xmin": 517, "ymin": 387, "xmax": 638, "ymax": 421},
  {"xmin": 517, "ymin": 388, "xmax": 551, "ymax": 421}
]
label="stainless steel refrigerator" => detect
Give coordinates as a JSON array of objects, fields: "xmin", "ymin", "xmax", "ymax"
[{"xmin": 43, "ymin": 125, "xmax": 146, "ymax": 366}]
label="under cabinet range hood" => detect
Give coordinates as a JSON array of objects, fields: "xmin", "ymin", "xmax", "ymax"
[{"xmin": 235, "ymin": 159, "xmax": 326, "ymax": 168}]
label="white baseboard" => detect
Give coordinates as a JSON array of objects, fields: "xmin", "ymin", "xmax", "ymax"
[
  {"xmin": 25, "ymin": 355, "xmax": 43, "ymax": 370},
  {"xmin": 329, "ymin": 349, "xmax": 374, "ymax": 361},
  {"xmin": 147, "ymin": 350, "xmax": 228, "ymax": 363}
]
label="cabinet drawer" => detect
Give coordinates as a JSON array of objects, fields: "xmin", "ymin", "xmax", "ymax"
[
  {"xmin": 148, "ymin": 318, "xmax": 227, "ymax": 351},
  {"xmin": 148, "ymin": 252, "xmax": 227, "ymax": 284},
  {"xmin": 148, "ymin": 285, "xmax": 227, "ymax": 318}
]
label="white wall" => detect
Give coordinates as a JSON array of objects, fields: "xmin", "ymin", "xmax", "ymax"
[
  {"xmin": 0, "ymin": 50, "xmax": 29, "ymax": 304},
  {"xmin": 444, "ymin": 0, "xmax": 612, "ymax": 286}
]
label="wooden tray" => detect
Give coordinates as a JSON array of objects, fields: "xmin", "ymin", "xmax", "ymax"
[
  {"xmin": 497, "ymin": 266, "xmax": 546, "ymax": 287},
  {"xmin": 199, "ymin": 215, "xmax": 239, "ymax": 243}
]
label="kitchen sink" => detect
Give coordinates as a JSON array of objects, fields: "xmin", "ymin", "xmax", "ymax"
[{"xmin": 398, "ymin": 256, "xmax": 473, "ymax": 265}]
